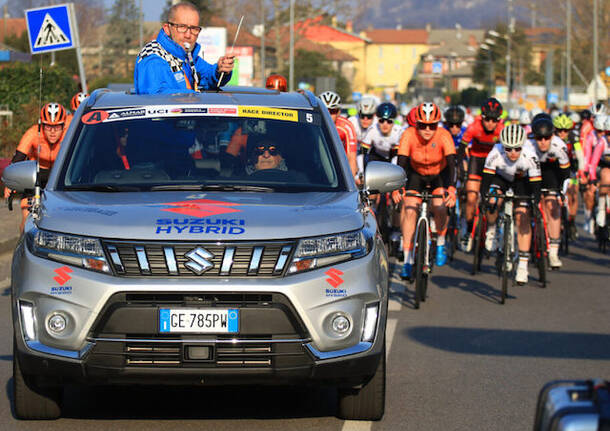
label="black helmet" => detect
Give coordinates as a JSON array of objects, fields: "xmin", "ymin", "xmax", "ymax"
[
  {"xmin": 532, "ymin": 112, "xmax": 552, "ymax": 124},
  {"xmin": 481, "ymin": 97, "xmax": 503, "ymax": 119},
  {"xmin": 376, "ymin": 102, "xmax": 397, "ymax": 120},
  {"xmin": 532, "ymin": 117, "xmax": 554, "ymax": 138},
  {"xmin": 444, "ymin": 106, "xmax": 465, "ymax": 124},
  {"xmin": 580, "ymin": 109, "xmax": 592, "ymax": 121}
]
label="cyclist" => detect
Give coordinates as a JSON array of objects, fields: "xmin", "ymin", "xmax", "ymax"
[
  {"xmin": 348, "ymin": 97, "xmax": 377, "ymax": 175},
  {"xmin": 458, "ymin": 97, "xmax": 504, "ymax": 251},
  {"xmin": 554, "ymin": 113, "xmax": 585, "ymax": 239},
  {"xmin": 583, "ymin": 114, "xmax": 609, "ymax": 233},
  {"xmin": 519, "ymin": 110, "xmax": 532, "ymax": 135},
  {"xmin": 443, "ymin": 106, "xmax": 466, "ymax": 149},
  {"xmin": 480, "ymin": 124, "xmax": 542, "ymax": 285},
  {"xmin": 70, "ymin": 92, "xmax": 89, "ymax": 112},
  {"xmin": 361, "ymin": 102, "xmax": 402, "ymax": 164},
  {"xmin": 507, "ymin": 108, "xmax": 520, "ymax": 126},
  {"xmin": 523, "ymin": 116, "xmax": 571, "ymax": 269},
  {"xmin": 587, "ymin": 116, "xmax": 610, "ymax": 230},
  {"xmin": 319, "ymin": 91, "xmax": 359, "ymax": 180},
  {"xmin": 3, "ymin": 103, "xmax": 69, "ymax": 232},
  {"xmin": 580, "ymin": 109, "xmax": 593, "ymax": 143},
  {"xmin": 265, "ymin": 74, "xmax": 287, "ymax": 92},
  {"xmin": 394, "ymin": 102, "xmax": 457, "ymax": 278}
]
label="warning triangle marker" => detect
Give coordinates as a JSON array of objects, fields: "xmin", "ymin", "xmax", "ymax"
[{"xmin": 33, "ymin": 13, "xmax": 69, "ymax": 48}]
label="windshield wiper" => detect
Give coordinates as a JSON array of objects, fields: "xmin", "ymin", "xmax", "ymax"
[
  {"xmin": 150, "ymin": 184, "xmax": 275, "ymax": 192},
  {"xmin": 63, "ymin": 184, "xmax": 143, "ymax": 192}
]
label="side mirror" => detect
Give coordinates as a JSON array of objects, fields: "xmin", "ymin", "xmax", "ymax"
[
  {"xmin": 364, "ymin": 161, "xmax": 406, "ymax": 194},
  {"xmin": 1, "ymin": 160, "xmax": 37, "ymax": 193}
]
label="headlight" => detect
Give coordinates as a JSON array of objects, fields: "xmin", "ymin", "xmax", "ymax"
[
  {"xmin": 288, "ymin": 228, "xmax": 373, "ymax": 274},
  {"xmin": 27, "ymin": 227, "xmax": 111, "ymax": 273}
]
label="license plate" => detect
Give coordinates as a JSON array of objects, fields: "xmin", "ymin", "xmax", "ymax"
[{"xmin": 159, "ymin": 308, "xmax": 239, "ymax": 333}]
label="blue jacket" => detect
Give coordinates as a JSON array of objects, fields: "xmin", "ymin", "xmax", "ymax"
[{"xmin": 134, "ymin": 30, "xmax": 231, "ymax": 94}]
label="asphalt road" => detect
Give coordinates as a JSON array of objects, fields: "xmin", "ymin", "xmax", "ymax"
[{"xmin": 0, "ymin": 235, "xmax": 608, "ymax": 430}]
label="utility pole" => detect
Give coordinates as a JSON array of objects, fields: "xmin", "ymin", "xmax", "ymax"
[
  {"xmin": 139, "ymin": 0, "xmax": 143, "ymax": 48},
  {"xmin": 506, "ymin": 0, "xmax": 513, "ymax": 103},
  {"xmin": 289, "ymin": 0, "xmax": 294, "ymax": 91},
  {"xmin": 566, "ymin": 0, "xmax": 571, "ymax": 106},
  {"xmin": 593, "ymin": 0, "xmax": 598, "ymax": 102},
  {"xmin": 261, "ymin": 0, "xmax": 265, "ymax": 85}
]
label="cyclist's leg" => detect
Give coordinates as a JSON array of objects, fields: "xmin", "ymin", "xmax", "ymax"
[
  {"xmin": 567, "ymin": 178, "xmax": 579, "ymax": 238},
  {"xmin": 584, "ymin": 183, "xmax": 597, "ymax": 233},
  {"xmin": 596, "ymin": 166, "xmax": 610, "ymax": 227},
  {"xmin": 462, "ymin": 156, "xmax": 484, "ymax": 249},
  {"xmin": 514, "ymin": 180, "xmax": 532, "ymax": 284},
  {"xmin": 483, "ymin": 177, "xmax": 506, "ymax": 252},
  {"xmin": 399, "ymin": 172, "xmax": 423, "ymax": 278},
  {"xmin": 19, "ymin": 197, "xmax": 31, "ymax": 233}
]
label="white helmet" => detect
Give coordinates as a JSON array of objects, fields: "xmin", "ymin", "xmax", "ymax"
[
  {"xmin": 509, "ymin": 108, "xmax": 520, "ymax": 121},
  {"xmin": 594, "ymin": 114, "xmax": 607, "ymax": 131},
  {"xmin": 399, "ymin": 104, "xmax": 410, "ymax": 117},
  {"xmin": 500, "ymin": 124, "xmax": 526, "ymax": 149},
  {"xmin": 550, "ymin": 109, "xmax": 561, "ymax": 119},
  {"xmin": 593, "ymin": 102, "xmax": 606, "ymax": 116},
  {"xmin": 357, "ymin": 97, "xmax": 377, "ymax": 115},
  {"xmin": 569, "ymin": 112, "xmax": 581, "ymax": 124},
  {"xmin": 519, "ymin": 110, "xmax": 531, "ymax": 125},
  {"xmin": 319, "ymin": 91, "xmax": 341, "ymax": 109}
]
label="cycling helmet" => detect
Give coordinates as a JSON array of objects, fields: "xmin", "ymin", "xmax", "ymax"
[
  {"xmin": 605, "ymin": 116, "xmax": 610, "ymax": 132},
  {"xmin": 593, "ymin": 114, "xmax": 607, "ymax": 131},
  {"xmin": 376, "ymin": 102, "xmax": 397, "ymax": 120},
  {"xmin": 500, "ymin": 124, "xmax": 526, "ymax": 149},
  {"xmin": 553, "ymin": 114, "xmax": 573, "ymax": 130},
  {"xmin": 580, "ymin": 109, "xmax": 592, "ymax": 121},
  {"xmin": 399, "ymin": 104, "xmax": 409, "ymax": 117},
  {"xmin": 593, "ymin": 102, "xmax": 606, "ymax": 116},
  {"xmin": 550, "ymin": 109, "xmax": 561, "ymax": 120},
  {"xmin": 532, "ymin": 117, "xmax": 554, "ymax": 138},
  {"xmin": 357, "ymin": 97, "xmax": 377, "ymax": 115},
  {"xmin": 40, "ymin": 103, "xmax": 67, "ymax": 125},
  {"xmin": 569, "ymin": 112, "xmax": 581, "ymax": 124},
  {"xmin": 415, "ymin": 102, "xmax": 441, "ymax": 124},
  {"xmin": 480, "ymin": 97, "xmax": 503, "ymax": 119},
  {"xmin": 519, "ymin": 110, "xmax": 531, "ymax": 125},
  {"xmin": 407, "ymin": 107, "xmax": 418, "ymax": 127},
  {"xmin": 444, "ymin": 106, "xmax": 465, "ymax": 125},
  {"xmin": 532, "ymin": 112, "xmax": 552, "ymax": 124},
  {"xmin": 319, "ymin": 91, "xmax": 341, "ymax": 109},
  {"xmin": 531, "ymin": 107, "xmax": 543, "ymax": 118},
  {"xmin": 70, "ymin": 92, "xmax": 89, "ymax": 111},
  {"xmin": 265, "ymin": 74, "xmax": 287, "ymax": 92},
  {"xmin": 508, "ymin": 108, "xmax": 520, "ymax": 121}
]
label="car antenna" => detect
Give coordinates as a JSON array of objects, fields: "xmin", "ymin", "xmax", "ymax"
[
  {"xmin": 33, "ymin": 56, "xmax": 43, "ymax": 221},
  {"xmin": 216, "ymin": 16, "xmax": 244, "ymax": 92}
]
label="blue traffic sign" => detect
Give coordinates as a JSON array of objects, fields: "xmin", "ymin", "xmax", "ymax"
[{"xmin": 25, "ymin": 4, "xmax": 74, "ymax": 54}]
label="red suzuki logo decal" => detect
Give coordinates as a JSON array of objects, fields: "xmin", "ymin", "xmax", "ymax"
[
  {"xmin": 325, "ymin": 268, "xmax": 344, "ymax": 288},
  {"xmin": 161, "ymin": 199, "xmax": 242, "ymax": 218},
  {"xmin": 53, "ymin": 266, "xmax": 73, "ymax": 286}
]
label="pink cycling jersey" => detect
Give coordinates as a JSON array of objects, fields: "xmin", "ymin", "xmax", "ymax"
[{"xmin": 584, "ymin": 131, "xmax": 609, "ymax": 180}]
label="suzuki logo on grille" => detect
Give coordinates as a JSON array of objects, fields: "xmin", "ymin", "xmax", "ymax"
[{"xmin": 184, "ymin": 247, "xmax": 215, "ymax": 275}]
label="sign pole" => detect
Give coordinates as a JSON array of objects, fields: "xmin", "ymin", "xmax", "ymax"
[{"xmin": 69, "ymin": 3, "xmax": 87, "ymax": 93}]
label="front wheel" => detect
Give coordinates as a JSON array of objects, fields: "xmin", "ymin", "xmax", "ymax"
[
  {"xmin": 471, "ymin": 212, "xmax": 485, "ymax": 275},
  {"xmin": 533, "ymin": 211, "xmax": 547, "ymax": 288},
  {"xmin": 414, "ymin": 221, "xmax": 428, "ymax": 307},
  {"xmin": 500, "ymin": 216, "xmax": 512, "ymax": 304},
  {"xmin": 337, "ymin": 344, "xmax": 386, "ymax": 421}
]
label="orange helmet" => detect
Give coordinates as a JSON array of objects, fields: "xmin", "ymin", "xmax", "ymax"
[
  {"xmin": 70, "ymin": 92, "xmax": 89, "ymax": 111},
  {"xmin": 40, "ymin": 103, "xmax": 67, "ymax": 125},
  {"xmin": 265, "ymin": 74, "xmax": 287, "ymax": 92},
  {"xmin": 415, "ymin": 102, "xmax": 441, "ymax": 124}
]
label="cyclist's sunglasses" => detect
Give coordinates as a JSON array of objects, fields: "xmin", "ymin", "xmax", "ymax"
[
  {"xmin": 504, "ymin": 147, "xmax": 522, "ymax": 153},
  {"xmin": 359, "ymin": 114, "xmax": 374, "ymax": 120},
  {"xmin": 482, "ymin": 116, "xmax": 499, "ymax": 123},
  {"xmin": 328, "ymin": 108, "xmax": 340, "ymax": 115},
  {"xmin": 417, "ymin": 122, "xmax": 438, "ymax": 130},
  {"xmin": 535, "ymin": 135, "xmax": 552, "ymax": 141},
  {"xmin": 254, "ymin": 145, "xmax": 279, "ymax": 156},
  {"xmin": 378, "ymin": 118, "xmax": 394, "ymax": 124},
  {"xmin": 447, "ymin": 122, "xmax": 462, "ymax": 128}
]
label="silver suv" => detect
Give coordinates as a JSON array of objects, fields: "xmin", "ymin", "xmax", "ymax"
[{"xmin": 3, "ymin": 88, "xmax": 405, "ymax": 421}]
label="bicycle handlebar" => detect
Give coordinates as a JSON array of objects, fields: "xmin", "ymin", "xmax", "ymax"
[{"xmin": 403, "ymin": 191, "xmax": 446, "ymax": 199}]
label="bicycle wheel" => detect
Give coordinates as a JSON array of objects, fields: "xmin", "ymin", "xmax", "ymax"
[
  {"xmin": 500, "ymin": 216, "xmax": 512, "ymax": 305},
  {"xmin": 534, "ymin": 210, "xmax": 547, "ymax": 288},
  {"xmin": 447, "ymin": 208, "xmax": 458, "ymax": 261},
  {"xmin": 471, "ymin": 213, "xmax": 484, "ymax": 275},
  {"xmin": 560, "ymin": 206, "xmax": 569, "ymax": 255},
  {"xmin": 414, "ymin": 222, "xmax": 427, "ymax": 308}
]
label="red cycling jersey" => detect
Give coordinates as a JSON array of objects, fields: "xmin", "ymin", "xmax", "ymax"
[
  {"xmin": 334, "ymin": 116, "xmax": 357, "ymax": 155},
  {"xmin": 460, "ymin": 116, "xmax": 504, "ymax": 158}
]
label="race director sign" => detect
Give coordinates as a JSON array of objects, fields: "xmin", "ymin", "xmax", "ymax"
[{"xmin": 25, "ymin": 4, "xmax": 75, "ymax": 54}]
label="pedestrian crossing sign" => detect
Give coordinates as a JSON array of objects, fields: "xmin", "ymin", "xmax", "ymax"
[{"xmin": 25, "ymin": 4, "xmax": 75, "ymax": 54}]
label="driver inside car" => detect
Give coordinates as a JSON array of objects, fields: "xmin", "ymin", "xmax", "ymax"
[{"xmin": 246, "ymin": 139, "xmax": 287, "ymax": 174}]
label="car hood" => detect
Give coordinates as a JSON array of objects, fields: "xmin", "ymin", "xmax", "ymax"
[{"xmin": 38, "ymin": 191, "xmax": 364, "ymax": 240}]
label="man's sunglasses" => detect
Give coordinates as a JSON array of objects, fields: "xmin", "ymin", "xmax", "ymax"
[
  {"xmin": 255, "ymin": 145, "xmax": 279, "ymax": 156},
  {"xmin": 359, "ymin": 114, "xmax": 374, "ymax": 120},
  {"xmin": 378, "ymin": 118, "xmax": 394, "ymax": 124},
  {"xmin": 504, "ymin": 147, "xmax": 522, "ymax": 153},
  {"xmin": 535, "ymin": 135, "xmax": 552, "ymax": 141},
  {"xmin": 167, "ymin": 22, "xmax": 202, "ymax": 35},
  {"xmin": 483, "ymin": 116, "xmax": 499, "ymax": 123},
  {"xmin": 417, "ymin": 122, "xmax": 438, "ymax": 130},
  {"xmin": 328, "ymin": 108, "xmax": 340, "ymax": 115},
  {"xmin": 447, "ymin": 122, "xmax": 462, "ymax": 128}
]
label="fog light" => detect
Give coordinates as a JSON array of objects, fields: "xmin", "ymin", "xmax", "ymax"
[
  {"xmin": 361, "ymin": 303, "xmax": 379, "ymax": 342},
  {"xmin": 19, "ymin": 301, "xmax": 36, "ymax": 341},
  {"xmin": 47, "ymin": 313, "xmax": 67, "ymax": 334},
  {"xmin": 331, "ymin": 315, "xmax": 350, "ymax": 335}
]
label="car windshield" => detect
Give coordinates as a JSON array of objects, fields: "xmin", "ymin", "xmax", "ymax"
[{"xmin": 59, "ymin": 105, "xmax": 344, "ymax": 192}]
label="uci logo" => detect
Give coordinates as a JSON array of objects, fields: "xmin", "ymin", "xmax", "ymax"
[{"xmin": 174, "ymin": 72, "xmax": 185, "ymax": 83}]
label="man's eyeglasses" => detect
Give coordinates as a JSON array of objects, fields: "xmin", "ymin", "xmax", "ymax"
[
  {"xmin": 359, "ymin": 114, "xmax": 374, "ymax": 120},
  {"xmin": 417, "ymin": 122, "xmax": 438, "ymax": 130},
  {"xmin": 483, "ymin": 116, "xmax": 499, "ymax": 123},
  {"xmin": 255, "ymin": 145, "xmax": 279, "ymax": 156},
  {"xmin": 504, "ymin": 147, "xmax": 522, "ymax": 153},
  {"xmin": 43, "ymin": 124, "xmax": 64, "ymax": 132},
  {"xmin": 167, "ymin": 22, "xmax": 202, "ymax": 35},
  {"xmin": 378, "ymin": 118, "xmax": 394, "ymax": 124}
]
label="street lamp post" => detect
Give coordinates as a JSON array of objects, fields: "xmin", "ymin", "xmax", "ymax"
[{"xmin": 480, "ymin": 44, "xmax": 494, "ymax": 94}]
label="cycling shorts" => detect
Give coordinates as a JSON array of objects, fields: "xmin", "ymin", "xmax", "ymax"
[
  {"xmin": 406, "ymin": 168, "xmax": 451, "ymax": 193},
  {"xmin": 488, "ymin": 176, "xmax": 532, "ymax": 207},
  {"xmin": 467, "ymin": 155, "xmax": 486, "ymax": 180},
  {"xmin": 540, "ymin": 164, "xmax": 564, "ymax": 191}
]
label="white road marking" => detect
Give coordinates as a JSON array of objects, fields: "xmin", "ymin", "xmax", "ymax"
[{"xmin": 341, "ymin": 318, "xmax": 398, "ymax": 431}]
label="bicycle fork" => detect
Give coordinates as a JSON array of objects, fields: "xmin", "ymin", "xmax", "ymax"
[{"xmin": 411, "ymin": 200, "xmax": 431, "ymax": 274}]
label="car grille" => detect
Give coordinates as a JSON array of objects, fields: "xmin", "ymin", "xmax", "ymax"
[{"xmin": 103, "ymin": 240, "xmax": 295, "ymax": 277}]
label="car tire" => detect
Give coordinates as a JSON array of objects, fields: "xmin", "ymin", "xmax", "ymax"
[
  {"xmin": 13, "ymin": 339, "xmax": 62, "ymax": 420},
  {"xmin": 336, "ymin": 343, "xmax": 386, "ymax": 421}
]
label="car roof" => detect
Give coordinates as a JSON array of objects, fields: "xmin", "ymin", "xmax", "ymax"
[{"xmin": 87, "ymin": 87, "xmax": 318, "ymax": 110}]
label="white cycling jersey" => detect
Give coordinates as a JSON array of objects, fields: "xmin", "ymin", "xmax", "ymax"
[
  {"xmin": 523, "ymin": 135, "xmax": 570, "ymax": 167},
  {"xmin": 483, "ymin": 144, "xmax": 541, "ymax": 182},
  {"xmin": 348, "ymin": 115, "xmax": 377, "ymax": 143},
  {"xmin": 361, "ymin": 123, "xmax": 403, "ymax": 160}
]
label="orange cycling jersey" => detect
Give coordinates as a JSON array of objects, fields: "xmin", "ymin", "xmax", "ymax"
[
  {"xmin": 334, "ymin": 116, "xmax": 357, "ymax": 155},
  {"xmin": 460, "ymin": 116, "xmax": 503, "ymax": 158},
  {"xmin": 16, "ymin": 120, "xmax": 71, "ymax": 170},
  {"xmin": 398, "ymin": 126, "xmax": 455, "ymax": 176}
]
